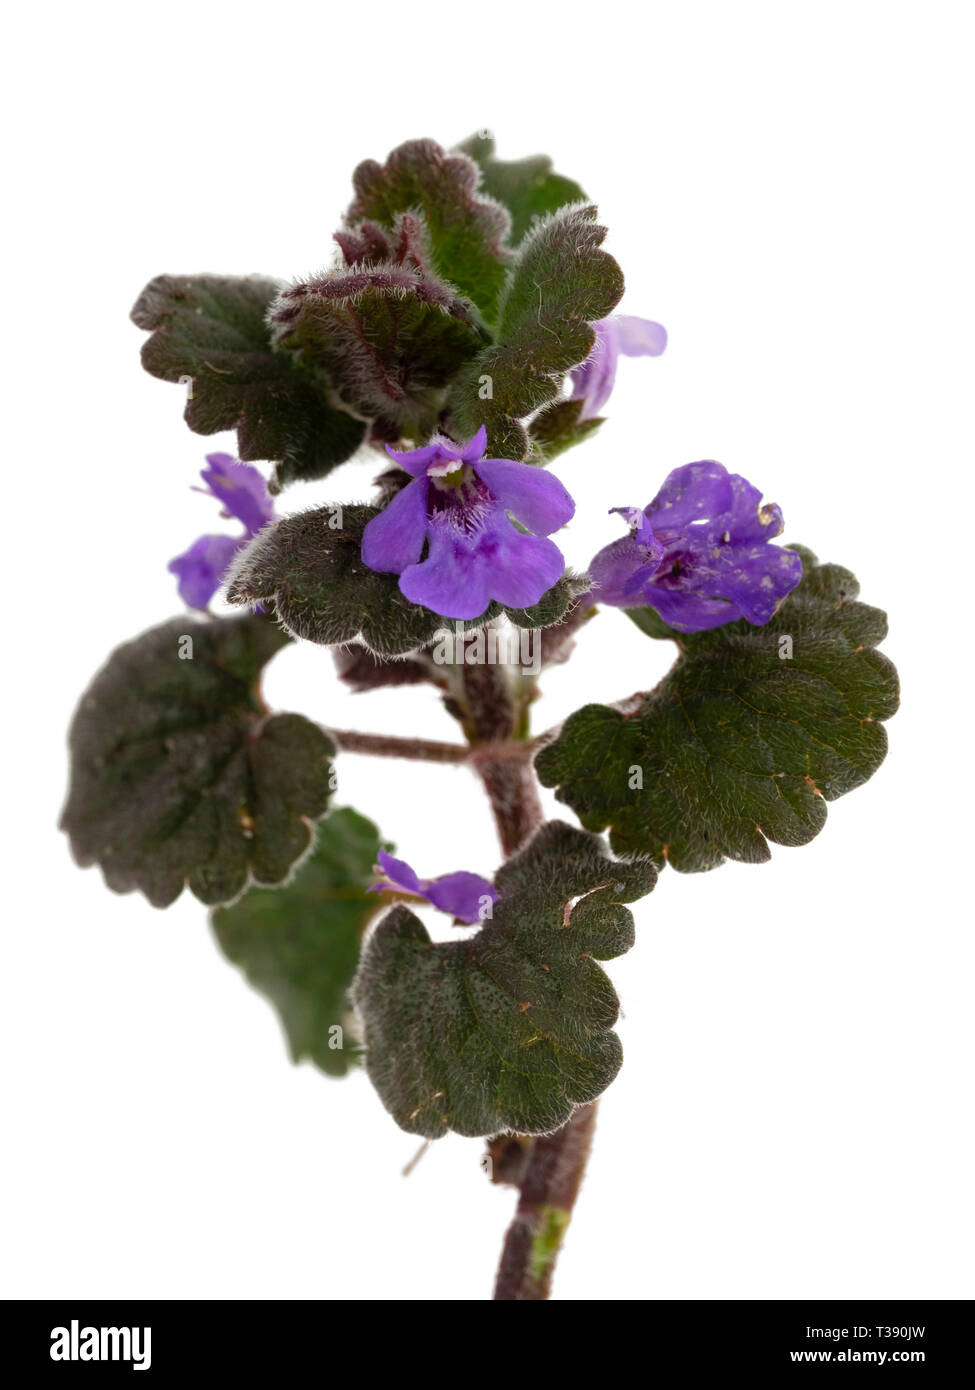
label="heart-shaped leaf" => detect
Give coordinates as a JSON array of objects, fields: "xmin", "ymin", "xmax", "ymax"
[
  {"xmin": 456, "ymin": 132, "xmax": 587, "ymax": 245},
  {"xmin": 270, "ymin": 263, "xmax": 487, "ymax": 435},
  {"xmin": 131, "ymin": 274, "xmax": 365, "ymax": 491},
  {"xmin": 354, "ymin": 821, "xmax": 656, "ymax": 1138},
  {"xmin": 211, "ymin": 808, "xmax": 388, "ymax": 1077},
  {"xmin": 449, "ymin": 204, "xmax": 624, "ymax": 458},
  {"xmin": 535, "ymin": 549, "xmax": 899, "ymax": 871},
  {"xmin": 345, "ymin": 138, "xmax": 511, "ymax": 322},
  {"xmin": 61, "ymin": 614, "xmax": 335, "ymax": 907}
]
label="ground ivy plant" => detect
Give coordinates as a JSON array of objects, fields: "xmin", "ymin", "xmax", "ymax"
[{"xmin": 61, "ymin": 133, "xmax": 899, "ymax": 1302}]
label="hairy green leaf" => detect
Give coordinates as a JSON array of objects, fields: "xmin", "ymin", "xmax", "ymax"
[
  {"xmin": 226, "ymin": 505, "xmax": 579, "ymax": 655},
  {"xmin": 131, "ymin": 274, "xmax": 365, "ymax": 491},
  {"xmin": 61, "ymin": 614, "xmax": 335, "ymax": 907},
  {"xmin": 449, "ymin": 204, "xmax": 624, "ymax": 458},
  {"xmin": 624, "ymin": 604, "xmax": 680, "ymax": 642},
  {"xmin": 346, "ymin": 139, "xmax": 511, "ymax": 322},
  {"xmin": 502, "ymin": 569, "xmax": 589, "ymax": 630},
  {"xmin": 355, "ymin": 821, "xmax": 656, "ymax": 1138},
  {"xmin": 270, "ymin": 263, "xmax": 486, "ymax": 433},
  {"xmin": 456, "ymin": 132, "xmax": 588, "ymax": 245},
  {"xmin": 529, "ymin": 398, "xmax": 605, "ymax": 461},
  {"xmin": 212, "ymin": 808, "xmax": 387, "ymax": 1077},
  {"xmin": 535, "ymin": 550, "xmax": 899, "ymax": 871}
]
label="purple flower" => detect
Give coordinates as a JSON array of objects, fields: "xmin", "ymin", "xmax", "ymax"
[
  {"xmin": 168, "ymin": 454, "xmax": 274, "ymax": 610},
  {"xmin": 369, "ymin": 850, "xmax": 499, "ymax": 925},
  {"xmin": 361, "ymin": 427, "xmax": 574, "ymax": 620},
  {"xmin": 589, "ymin": 460, "xmax": 803, "ymax": 633},
  {"xmin": 569, "ymin": 315, "xmax": 668, "ymax": 421}
]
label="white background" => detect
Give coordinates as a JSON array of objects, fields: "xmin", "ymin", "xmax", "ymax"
[{"xmin": 3, "ymin": 0, "xmax": 972, "ymax": 1301}]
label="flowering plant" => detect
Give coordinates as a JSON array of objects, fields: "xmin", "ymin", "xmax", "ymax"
[{"xmin": 60, "ymin": 134, "xmax": 898, "ymax": 1300}]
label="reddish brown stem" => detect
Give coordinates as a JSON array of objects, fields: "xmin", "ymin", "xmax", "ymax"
[
  {"xmin": 475, "ymin": 758, "xmax": 544, "ymax": 857},
  {"xmin": 452, "ymin": 648, "xmax": 594, "ymax": 1299},
  {"xmin": 455, "ymin": 661, "xmax": 544, "ymax": 856},
  {"xmin": 327, "ymin": 728, "xmax": 468, "ymax": 763},
  {"xmin": 493, "ymin": 1103, "xmax": 599, "ymax": 1300}
]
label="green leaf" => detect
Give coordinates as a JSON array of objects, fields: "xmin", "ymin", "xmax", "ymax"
[
  {"xmin": 346, "ymin": 139, "xmax": 511, "ymax": 323},
  {"xmin": 448, "ymin": 204, "xmax": 624, "ymax": 458},
  {"xmin": 226, "ymin": 504, "xmax": 461, "ymax": 655},
  {"xmin": 502, "ymin": 569, "xmax": 590, "ymax": 629},
  {"xmin": 269, "ymin": 264, "xmax": 487, "ymax": 433},
  {"xmin": 211, "ymin": 808, "xmax": 387, "ymax": 1077},
  {"xmin": 354, "ymin": 821, "xmax": 656, "ymax": 1138},
  {"xmin": 535, "ymin": 549, "xmax": 899, "ymax": 871},
  {"xmin": 624, "ymin": 605, "xmax": 680, "ymax": 642},
  {"xmin": 456, "ymin": 132, "xmax": 588, "ymax": 245},
  {"xmin": 61, "ymin": 614, "xmax": 335, "ymax": 907},
  {"xmin": 225, "ymin": 505, "xmax": 579, "ymax": 656},
  {"xmin": 131, "ymin": 274, "xmax": 365, "ymax": 491},
  {"xmin": 529, "ymin": 398, "xmax": 605, "ymax": 461}
]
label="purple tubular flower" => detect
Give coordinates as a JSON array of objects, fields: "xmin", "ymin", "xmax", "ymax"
[
  {"xmin": 168, "ymin": 534, "xmax": 242, "ymax": 611},
  {"xmin": 195, "ymin": 452, "xmax": 275, "ymax": 534},
  {"xmin": 168, "ymin": 454, "xmax": 274, "ymax": 610},
  {"xmin": 589, "ymin": 460, "xmax": 803, "ymax": 633},
  {"xmin": 369, "ymin": 850, "xmax": 499, "ymax": 925},
  {"xmin": 361, "ymin": 427, "xmax": 575, "ymax": 620},
  {"xmin": 569, "ymin": 315, "xmax": 668, "ymax": 421}
]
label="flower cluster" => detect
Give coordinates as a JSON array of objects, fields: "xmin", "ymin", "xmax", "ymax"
[
  {"xmin": 357, "ymin": 313, "xmax": 669, "ymax": 620},
  {"xmin": 589, "ymin": 460, "xmax": 802, "ymax": 632},
  {"xmin": 169, "ymin": 454, "xmax": 274, "ymax": 610},
  {"xmin": 166, "ymin": 327, "xmax": 793, "ymax": 642}
]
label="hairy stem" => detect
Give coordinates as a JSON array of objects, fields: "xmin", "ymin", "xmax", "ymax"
[
  {"xmin": 326, "ymin": 728, "xmax": 468, "ymax": 763},
  {"xmin": 493, "ymin": 1102, "xmax": 599, "ymax": 1300},
  {"xmin": 451, "ymin": 652, "xmax": 593, "ymax": 1298},
  {"xmin": 456, "ymin": 660, "xmax": 544, "ymax": 856},
  {"xmin": 475, "ymin": 759, "xmax": 544, "ymax": 857},
  {"xmin": 457, "ymin": 659, "xmax": 519, "ymax": 745}
]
